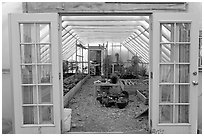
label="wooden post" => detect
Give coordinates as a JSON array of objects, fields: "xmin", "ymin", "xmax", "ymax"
[
  {"xmin": 88, "ymin": 44, "xmax": 90, "ymax": 75},
  {"xmin": 75, "ymin": 40, "xmax": 77, "ymax": 73},
  {"xmin": 120, "ymin": 43, "xmax": 121, "ymax": 62},
  {"xmin": 82, "ymin": 45, "xmax": 84, "ymax": 73}
]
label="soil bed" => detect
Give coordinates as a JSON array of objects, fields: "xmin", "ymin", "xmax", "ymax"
[
  {"xmin": 63, "ymin": 73, "xmax": 87, "ymax": 96},
  {"xmin": 65, "ymin": 76, "xmax": 149, "ymax": 133}
]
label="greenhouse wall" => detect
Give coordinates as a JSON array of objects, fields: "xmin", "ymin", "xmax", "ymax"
[{"xmin": 2, "ymin": 2, "xmax": 23, "ymax": 124}]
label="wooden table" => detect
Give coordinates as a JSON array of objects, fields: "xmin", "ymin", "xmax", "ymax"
[{"xmin": 93, "ymin": 82, "xmax": 123, "ymax": 97}]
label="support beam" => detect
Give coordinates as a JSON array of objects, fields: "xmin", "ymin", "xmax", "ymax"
[
  {"xmin": 124, "ymin": 40, "xmax": 149, "ymax": 62},
  {"xmin": 62, "ymin": 40, "xmax": 76, "ymax": 54},
  {"xmin": 120, "ymin": 43, "xmax": 135, "ymax": 56},
  {"xmin": 64, "ymin": 50, "xmax": 76, "ymax": 60},
  {"xmin": 130, "ymin": 33, "xmax": 149, "ymax": 49},
  {"xmin": 62, "ymin": 30, "xmax": 79, "ymax": 44},
  {"xmin": 133, "ymin": 30, "xmax": 149, "ymax": 45},
  {"xmin": 125, "ymin": 39, "xmax": 149, "ymax": 58},
  {"xmin": 63, "ymin": 37, "xmax": 77, "ymax": 50},
  {"xmin": 63, "ymin": 27, "xmax": 85, "ymax": 45},
  {"xmin": 129, "ymin": 36, "xmax": 149, "ymax": 52},
  {"xmin": 62, "ymin": 16, "xmax": 149, "ymax": 22},
  {"xmin": 62, "ymin": 30, "xmax": 76, "ymax": 42},
  {"xmin": 123, "ymin": 42, "xmax": 148, "ymax": 63},
  {"xmin": 62, "ymin": 27, "xmax": 72, "ymax": 37},
  {"xmin": 62, "ymin": 34, "xmax": 77, "ymax": 46}
]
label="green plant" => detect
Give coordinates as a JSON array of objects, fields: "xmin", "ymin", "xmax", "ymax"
[
  {"xmin": 139, "ymin": 65, "xmax": 147, "ymax": 77},
  {"xmin": 110, "ymin": 73, "xmax": 119, "ymax": 84}
]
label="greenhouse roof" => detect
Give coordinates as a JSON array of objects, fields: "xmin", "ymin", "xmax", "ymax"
[
  {"xmin": 36, "ymin": 15, "xmax": 175, "ymax": 64},
  {"xmin": 61, "ymin": 15, "xmax": 152, "ymax": 63}
]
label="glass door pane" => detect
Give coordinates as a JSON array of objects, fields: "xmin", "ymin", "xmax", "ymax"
[
  {"xmin": 159, "ymin": 23, "xmax": 190, "ymax": 124},
  {"xmin": 160, "ymin": 44, "xmax": 174, "ymax": 63},
  {"xmin": 38, "ymin": 65, "xmax": 52, "ymax": 84},
  {"xmin": 175, "ymin": 85, "xmax": 189, "ymax": 103},
  {"xmin": 36, "ymin": 24, "xmax": 50, "ymax": 43},
  {"xmin": 22, "ymin": 86, "xmax": 37, "ymax": 104},
  {"xmin": 159, "ymin": 105, "xmax": 173, "ymax": 123},
  {"xmin": 160, "ymin": 23, "xmax": 174, "ymax": 43},
  {"xmin": 175, "ymin": 64, "xmax": 190, "ymax": 83},
  {"xmin": 175, "ymin": 105, "xmax": 189, "ymax": 123},
  {"xmin": 20, "ymin": 23, "xmax": 54, "ymax": 125},
  {"xmin": 20, "ymin": 24, "xmax": 35, "ymax": 43},
  {"xmin": 176, "ymin": 23, "xmax": 190, "ymax": 42},
  {"xmin": 20, "ymin": 44, "xmax": 35, "ymax": 63},
  {"xmin": 39, "ymin": 106, "xmax": 54, "ymax": 124},
  {"xmin": 21, "ymin": 65, "xmax": 36, "ymax": 84},
  {"xmin": 159, "ymin": 85, "xmax": 173, "ymax": 103},
  {"xmin": 38, "ymin": 85, "xmax": 52, "ymax": 104},
  {"xmin": 23, "ymin": 106, "xmax": 38, "ymax": 124},
  {"xmin": 37, "ymin": 44, "xmax": 51, "ymax": 63},
  {"xmin": 160, "ymin": 64, "xmax": 174, "ymax": 83}
]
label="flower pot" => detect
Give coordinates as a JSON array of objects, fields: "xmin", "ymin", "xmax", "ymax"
[{"xmin": 116, "ymin": 102, "xmax": 127, "ymax": 109}]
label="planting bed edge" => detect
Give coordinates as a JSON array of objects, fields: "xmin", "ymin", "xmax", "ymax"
[
  {"xmin": 63, "ymin": 75, "xmax": 90, "ymax": 107},
  {"xmin": 136, "ymin": 90, "xmax": 148, "ymax": 105}
]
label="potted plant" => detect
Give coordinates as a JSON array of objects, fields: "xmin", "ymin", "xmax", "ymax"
[
  {"xmin": 116, "ymin": 96, "xmax": 128, "ymax": 109},
  {"xmin": 110, "ymin": 73, "xmax": 119, "ymax": 84}
]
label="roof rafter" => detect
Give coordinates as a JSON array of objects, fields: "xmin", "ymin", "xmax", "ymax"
[
  {"xmin": 125, "ymin": 41, "xmax": 149, "ymax": 62},
  {"xmin": 124, "ymin": 40, "xmax": 148, "ymax": 62},
  {"xmin": 129, "ymin": 36, "xmax": 149, "ymax": 51}
]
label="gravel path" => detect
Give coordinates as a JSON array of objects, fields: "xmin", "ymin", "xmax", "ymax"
[{"xmin": 65, "ymin": 76, "xmax": 149, "ymax": 133}]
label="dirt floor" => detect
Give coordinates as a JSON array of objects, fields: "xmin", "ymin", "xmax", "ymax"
[{"xmin": 65, "ymin": 76, "xmax": 149, "ymax": 134}]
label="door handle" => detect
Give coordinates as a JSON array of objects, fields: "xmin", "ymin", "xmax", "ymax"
[{"xmin": 192, "ymin": 81, "xmax": 198, "ymax": 85}]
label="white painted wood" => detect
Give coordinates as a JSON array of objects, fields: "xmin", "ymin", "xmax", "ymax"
[
  {"xmin": 9, "ymin": 13, "xmax": 61, "ymax": 134},
  {"xmin": 151, "ymin": 12, "xmax": 199, "ymax": 134}
]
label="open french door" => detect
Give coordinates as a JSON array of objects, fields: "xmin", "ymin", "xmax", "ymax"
[
  {"xmin": 9, "ymin": 13, "xmax": 62, "ymax": 134},
  {"xmin": 150, "ymin": 11, "xmax": 199, "ymax": 134}
]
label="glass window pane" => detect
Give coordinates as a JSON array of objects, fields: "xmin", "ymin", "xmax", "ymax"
[
  {"xmin": 160, "ymin": 24, "xmax": 174, "ymax": 42},
  {"xmin": 174, "ymin": 44, "xmax": 190, "ymax": 63},
  {"xmin": 176, "ymin": 23, "xmax": 190, "ymax": 42},
  {"xmin": 22, "ymin": 86, "xmax": 37, "ymax": 104},
  {"xmin": 159, "ymin": 105, "xmax": 173, "ymax": 123},
  {"xmin": 175, "ymin": 64, "xmax": 190, "ymax": 83},
  {"xmin": 23, "ymin": 106, "xmax": 38, "ymax": 124},
  {"xmin": 38, "ymin": 65, "xmax": 52, "ymax": 84},
  {"xmin": 175, "ymin": 105, "xmax": 189, "ymax": 123},
  {"xmin": 83, "ymin": 49, "xmax": 88, "ymax": 62},
  {"xmin": 36, "ymin": 24, "xmax": 50, "ymax": 43},
  {"xmin": 20, "ymin": 24, "xmax": 35, "ymax": 43},
  {"xmin": 39, "ymin": 106, "xmax": 54, "ymax": 124},
  {"xmin": 21, "ymin": 65, "xmax": 36, "ymax": 84},
  {"xmin": 37, "ymin": 44, "xmax": 51, "ymax": 63},
  {"xmin": 160, "ymin": 64, "xmax": 174, "ymax": 83},
  {"xmin": 83, "ymin": 63, "xmax": 88, "ymax": 74},
  {"xmin": 160, "ymin": 85, "xmax": 173, "ymax": 103},
  {"xmin": 179, "ymin": 44, "xmax": 190, "ymax": 62},
  {"xmin": 175, "ymin": 85, "xmax": 189, "ymax": 103},
  {"xmin": 160, "ymin": 44, "xmax": 174, "ymax": 62},
  {"xmin": 38, "ymin": 85, "xmax": 52, "ymax": 104},
  {"xmin": 20, "ymin": 44, "xmax": 35, "ymax": 63}
]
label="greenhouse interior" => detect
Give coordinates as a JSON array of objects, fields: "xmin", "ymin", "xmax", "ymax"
[
  {"xmin": 52, "ymin": 13, "xmax": 191, "ymax": 132},
  {"xmin": 60, "ymin": 15, "xmax": 151, "ymax": 133},
  {"xmin": 62, "ymin": 16, "xmax": 150, "ymax": 83},
  {"xmin": 19, "ymin": 14, "xmax": 196, "ymax": 133}
]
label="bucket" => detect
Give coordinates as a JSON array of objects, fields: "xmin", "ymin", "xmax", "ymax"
[{"xmin": 63, "ymin": 108, "xmax": 72, "ymax": 132}]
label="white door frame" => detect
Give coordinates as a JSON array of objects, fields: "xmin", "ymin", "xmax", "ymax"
[
  {"xmin": 150, "ymin": 12, "xmax": 199, "ymax": 134},
  {"xmin": 9, "ymin": 13, "xmax": 62, "ymax": 134}
]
